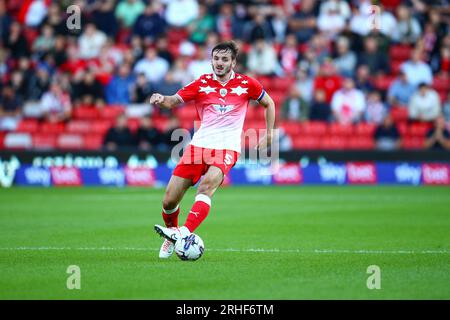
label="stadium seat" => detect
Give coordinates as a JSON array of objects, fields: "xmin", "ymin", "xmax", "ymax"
[
  {"xmin": 348, "ymin": 136, "xmax": 375, "ymax": 150},
  {"xmin": 328, "ymin": 123, "xmax": 354, "ymax": 136},
  {"xmin": 432, "ymin": 76, "xmax": 449, "ymax": 92},
  {"xmin": 389, "ymin": 45, "xmax": 413, "ymax": 61},
  {"xmin": 66, "ymin": 120, "xmax": 92, "ymax": 134},
  {"xmin": 57, "ymin": 133, "xmax": 84, "ymax": 150},
  {"xmin": 270, "ymin": 77, "xmax": 295, "ymax": 91},
  {"xmin": 16, "ymin": 119, "xmax": 39, "ymax": 133},
  {"xmin": 355, "ymin": 123, "xmax": 377, "ymax": 136},
  {"xmin": 402, "ymin": 136, "xmax": 425, "ymax": 150},
  {"xmin": 0, "ymin": 132, "xmax": 4, "ymax": 149},
  {"xmin": 390, "ymin": 60, "xmax": 403, "ymax": 75},
  {"xmin": 127, "ymin": 118, "xmax": 140, "ymax": 133},
  {"xmin": 397, "ymin": 122, "xmax": 408, "ymax": 136},
  {"xmin": 100, "ymin": 106, "xmax": 125, "ymax": 120},
  {"xmin": 280, "ymin": 120, "xmax": 302, "ymax": 136},
  {"xmin": 292, "ymin": 136, "xmax": 320, "ymax": 150},
  {"xmin": 32, "ymin": 133, "xmax": 57, "ymax": 150},
  {"xmin": 408, "ymin": 122, "xmax": 431, "ymax": 137},
  {"xmin": 84, "ymin": 134, "xmax": 104, "ymax": 150},
  {"xmin": 320, "ymin": 136, "xmax": 348, "ymax": 150},
  {"xmin": 390, "ymin": 106, "xmax": 409, "ymax": 123},
  {"xmin": 299, "ymin": 121, "xmax": 327, "ymax": 136},
  {"xmin": 73, "ymin": 106, "xmax": 100, "ymax": 120},
  {"xmin": 39, "ymin": 122, "xmax": 66, "ymax": 134},
  {"xmin": 373, "ymin": 75, "xmax": 396, "ymax": 91},
  {"xmin": 4, "ymin": 132, "xmax": 32, "ymax": 149},
  {"xmin": 91, "ymin": 120, "xmax": 112, "ymax": 134}
]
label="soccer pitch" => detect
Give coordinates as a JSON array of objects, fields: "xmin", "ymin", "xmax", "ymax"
[{"xmin": 0, "ymin": 186, "xmax": 449, "ymax": 299}]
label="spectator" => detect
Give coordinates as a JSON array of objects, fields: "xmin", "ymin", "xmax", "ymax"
[
  {"xmin": 425, "ymin": 115, "xmax": 450, "ymax": 150},
  {"xmin": 309, "ymin": 89, "xmax": 331, "ymax": 122},
  {"xmin": 92, "ymin": 0, "xmax": 118, "ymax": 38},
  {"xmin": 378, "ymin": 5, "xmax": 398, "ymax": 39},
  {"xmin": 32, "ymin": 24, "xmax": 55, "ymax": 58},
  {"xmin": 27, "ymin": 65, "xmax": 50, "ymax": 101},
  {"xmin": 0, "ymin": 0, "xmax": 12, "ymax": 44},
  {"xmin": 0, "ymin": 85, "xmax": 22, "ymax": 131},
  {"xmin": 279, "ymin": 34, "xmax": 300, "ymax": 76},
  {"xmin": 392, "ymin": 5, "xmax": 421, "ymax": 44},
  {"xmin": 374, "ymin": 114, "xmax": 401, "ymax": 151},
  {"xmin": 72, "ymin": 70, "xmax": 105, "ymax": 107},
  {"xmin": 295, "ymin": 68, "xmax": 314, "ymax": 104},
  {"xmin": 106, "ymin": 64, "xmax": 135, "ymax": 105},
  {"xmin": 331, "ymin": 77, "xmax": 365, "ymax": 124},
  {"xmin": 387, "ymin": 70, "xmax": 416, "ymax": 107},
  {"xmin": 188, "ymin": 46, "xmax": 212, "ymax": 80},
  {"xmin": 443, "ymin": 93, "xmax": 450, "ymax": 123},
  {"xmin": 243, "ymin": 11, "xmax": 274, "ymax": 43},
  {"xmin": 171, "ymin": 58, "xmax": 191, "ymax": 85},
  {"xmin": 354, "ymin": 64, "xmax": 375, "ymax": 95},
  {"xmin": 333, "ymin": 36, "xmax": 357, "ymax": 77},
  {"xmin": 24, "ymin": 0, "xmax": 48, "ymax": 28},
  {"xmin": 78, "ymin": 22, "xmax": 107, "ymax": 60},
  {"xmin": 133, "ymin": 47, "xmax": 169, "ymax": 83},
  {"xmin": 131, "ymin": 73, "xmax": 153, "ymax": 104},
  {"xmin": 408, "ymin": 83, "xmax": 441, "ymax": 122},
  {"xmin": 365, "ymin": 90, "xmax": 387, "ymax": 125},
  {"xmin": 349, "ymin": 5, "xmax": 371, "ymax": 37},
  {"xmin": 270, "ymin": 6, "xmax": 288, "ymax": 44},
  {"xmin": 40, "ymin": 82, "xmax": 71, "ymax": 123},
  {"xmin": 298, "ymin": 47, "xmax": 320, "ymax": 77},
  {"xmin": 216, "ymin": 3, "xmax": 241, "ymax": 40},
  {"xmin": 136, "ymin": 117, "xmax": 161, "ymax": 151},
  {"xmin": 358, "ymin": 36, "xmax": 390, "ymax": 75},
  {"xmin": 317, "ymin": 1, "xmax": 347, "ymax": 40},
  {"xmin": 39, "ymin": 2, "xmax": 67, "ymax": 36},
  {"xmin": 247, "ymin": 39, "xmax": 279, "ymax": 76},
  {"xmin": 115, "ymin": 0, "xmax": 146, "ymax": 28},
  {"xmin": 104, "ymin": 114, "xmax": 136, "ymax": 151},
  {"xmin": 50, "ymin": 36, "xmax": 68, "ymax": 68},
  {"xmin": 280, "ymin": 85, "xmax": 309, "ymax": 122},
  {"xmin": 188, "ymin": 4, "xmax": 215, "ymax": 45},
  {"xmin": 313, "ymin": 60, "xmax": 342, "ymax": 103},
  {"xmin": 160, "ymin": 116, "xmax": 181, "ymax": 151},
  {"xmin": 5, "ymin": 21, "xmax": 29, "ymax": 59},
  {"xmin": 133, "ymin": 3, "xmax": 167, "ymax": 43},
  {"xmin": 152, "ymin": 71, "xmax": 182, "ymax": 98},
  {"xmin": 288, "ymin": 0, "xmax": 317, "ymax": 43},
  {"xmin": 165, "ymin": 0, "xmax": 199, "ymax": 28},
  {"xmin": 155, "ymin": 37, "xmax": 174, "ymax": 66}
]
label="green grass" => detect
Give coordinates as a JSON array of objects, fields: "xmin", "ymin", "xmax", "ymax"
[{"xmin": 0, "ymin": 186, "xmax": 449, "ymax": 299}]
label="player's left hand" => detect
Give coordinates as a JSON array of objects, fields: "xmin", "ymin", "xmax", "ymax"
[{"xmin": 256, "ymin": 133, "xmax": 272, "ymax": 151}]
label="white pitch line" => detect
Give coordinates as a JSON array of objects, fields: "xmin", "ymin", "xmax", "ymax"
[{"xmin": 0, "ymin": 247, "xmax": 448, "ymax": 254}]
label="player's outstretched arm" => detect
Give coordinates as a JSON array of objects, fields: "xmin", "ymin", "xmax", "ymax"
[
  {"xmin": 149, "ymin": 93, "xmax": 182, "ymax": 109},
  {"xmin": 257, "ymin": 92, "xmax": 276, "ymax": 149}
]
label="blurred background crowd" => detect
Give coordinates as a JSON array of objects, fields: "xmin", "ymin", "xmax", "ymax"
[{"xmin": 0, "ymin": 0, "xmax": 449, "ymax": 152}]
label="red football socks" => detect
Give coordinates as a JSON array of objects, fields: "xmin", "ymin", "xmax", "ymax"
[
  {"xmin": 162, "ymin": 205, "xmax": 180, "ymax": 228},
  {"xmin": 184, "ymin": 194, "xmax": 211, "ymax": 232}
]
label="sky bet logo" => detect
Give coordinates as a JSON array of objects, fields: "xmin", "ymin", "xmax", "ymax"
[{"xmin": 213, "ymin": 104, "xmax": 235, "ymax": 114}]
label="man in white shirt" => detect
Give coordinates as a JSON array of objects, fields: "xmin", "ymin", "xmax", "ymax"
[
  {"xmin": 409, "ymin": 83, "xmax": 441, "ymax": 122},
  {"xmin": 134, "ymin": 47, "xmax": 169, "ymax": 83},
  {"xmin": 400, "ymin": 50, "xmax": 433, "ymax": 87},
  {"xmin": 331, "ymin": 77, "xmax": 366, "ymax": 124}
]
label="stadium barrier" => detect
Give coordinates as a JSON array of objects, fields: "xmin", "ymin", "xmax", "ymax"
[{"xmin": 1, "ymin": 150, "xmax": 449, "ymax": 187}]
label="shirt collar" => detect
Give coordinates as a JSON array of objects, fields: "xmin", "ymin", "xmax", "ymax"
[{"xmin": 213, "ymin": 70, "xmax": 235, "ymax": 82}]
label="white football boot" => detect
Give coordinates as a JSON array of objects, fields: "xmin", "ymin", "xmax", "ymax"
[
  {"xmin": 159, "ymin": 239, "xmax": 175, "ymax": 259},
  {"xmin": 154, "ymin": 224, "xmax": 191, "ymax": 243}
]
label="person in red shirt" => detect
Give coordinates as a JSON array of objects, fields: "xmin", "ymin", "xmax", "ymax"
[
  {"xmin": 313, "ymin": 60, "xmax": 343, "ymax": 103},
  {"xmin": 150, "ymin": 41, "xmax": 276, "ymax": 258}
]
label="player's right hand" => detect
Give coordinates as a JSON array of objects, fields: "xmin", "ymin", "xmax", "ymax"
[{"xmin": 150, "ymin": 93, "xmax": 164, "ymax": 105}]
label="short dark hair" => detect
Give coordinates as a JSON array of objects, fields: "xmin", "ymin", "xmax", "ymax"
[{"xmin": 211, "ymin": 41, "xmax": 239, "ymax": 60}]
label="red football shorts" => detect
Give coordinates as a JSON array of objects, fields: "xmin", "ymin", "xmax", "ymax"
[{"xmin": 173, "ymin": 144, "xmax": 239, "ymax": 185}]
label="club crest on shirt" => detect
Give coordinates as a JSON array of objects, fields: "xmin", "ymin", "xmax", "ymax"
[
  {"xmin": 220, "ymin": 88, "xmax": 228, "ymax": 97},
  {"xmin": 212, "ymin": 104, "xmax": 234, "ymax": 114}
]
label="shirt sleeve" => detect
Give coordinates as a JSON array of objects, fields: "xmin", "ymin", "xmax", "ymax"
[
  {"xmin": 247, "ymin": 76, "xmax": 265, "ymax": 102},
  {"xmin": 176, "ymin": 77, "xmax": 201, "ymax": 103}
]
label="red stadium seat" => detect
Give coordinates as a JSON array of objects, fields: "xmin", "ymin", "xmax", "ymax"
[
  {"xmin": 292, "ymin": 136, "xmax": 320, "ymax": 150},
  {"xmin": 57, "ymin": 133, "xmax": 84, "ymax": 150},
  {"xmin": 0, "ymin": 132, "xmax": 5, "ymax": 149},
  {"xmin": 320, "ymin": 136, "xmax": 348, "ymax": 150},
  {"xmin": 408, "ymin": 122, "xmax": 431, "ymax": 137},
  {"xmin": 32, "ymin": 133, "xmax": 57, "ymax": 150},
  {"xmin": 66, "ymin": 120, "xmax": 92, "ymax": 134},
  {"xmin": 373, "ymin": 75, "xmax": 396, "ymax": 91},
  {"xmin": 100, "ymin": 106, "xmax": 125, "ymax": 120},
  {"xmin": 390, "ymin": 60, "xmax": 403, "ymax": 75},
  {"xmin": 16, "ymin": 119, "xmax": 39, "ymax": 133},
  {"xmin": 270, "ymin": 77, "xmax": 295, "ymax": 91},
  {"xmin": 39, "ymin": 122, "xmax": 66, "ymax": 134},
  {"xmin": 402, "ymin": 136, "xmax": 425, "ymax": 150},
  {"xmin": 348, "ymin": 136, "xmax": 375, "ymax": 150},
  {"xmin": 389, "ymin": 45, "xmax": 413, "ymax": 61},
  {"xmin": 73, "ymin": 106, "xmax": 99, "ymax": 120},
  {"xmin": 127, "ymin": 118, "xmax": 140, "ymax": 133},
  {"xmin": 390, "ymin": 106, "xmax": 409, "ymax": 123},
  {"xmin": 280, "ymin": 120, "xmax": 302, "ymax": 136},
  {"xmin": 355, "ymin": 123, "xmax": 376, "ymax": 136},
  {"xmin": 432, "ymin": 76, "xmax": 449, "ymax": 92},
  {"xmin": 328, "ymin": 123, "xmax": 354, "ymax": 136},
  {"xmin": 299, "ymin": 121, "xmax": 327, "ymax": 136},
  {"xmin": 91, "ymin": 120, "xmax": 112, "ymax": 134},
  {"xmin": 84, "ymin": 134, "xmax": 104, "ymax": 150}
]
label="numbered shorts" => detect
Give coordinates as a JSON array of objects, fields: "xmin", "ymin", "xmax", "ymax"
[{"xmin": 173, "ymin": 144, "xmax": 239, "ymax": 185}]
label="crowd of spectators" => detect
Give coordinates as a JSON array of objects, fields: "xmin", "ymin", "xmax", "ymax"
[{"xmin": 0, "ymin": 0, "xmax": 449, "ymax": 151}]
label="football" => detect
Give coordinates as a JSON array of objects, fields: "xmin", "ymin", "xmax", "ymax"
[{"xmin": 174, "ymin": 233, "xmax": 205, "ymax": 261}]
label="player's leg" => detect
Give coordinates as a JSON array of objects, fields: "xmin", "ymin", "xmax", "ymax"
[
  {"xmin": 184, "ymin": 165, "xmax": 224, "ymax": 232},
  {"xmin": 161, "ymin": 174, "xmax": 192, "ymax": 228},
  {"xmin": 158, "ymin": 175, "xmax": 192, "ymax": 258}
]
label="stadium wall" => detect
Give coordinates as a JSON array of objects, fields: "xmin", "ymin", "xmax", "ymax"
[{"xmin": 1, "ymin": 150, "xmax": 449, "ymax": 187}]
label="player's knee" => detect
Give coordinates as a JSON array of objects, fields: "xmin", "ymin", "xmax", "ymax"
[
  {"xmin": 197, "ymin": 180, "xmax": 216, "ymax": 196},
  {"xmin": 162, "ymin": 197, "xmax": 178, "ymax": 211}
]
